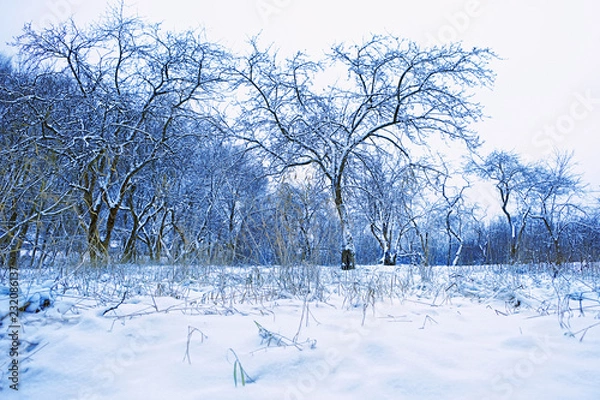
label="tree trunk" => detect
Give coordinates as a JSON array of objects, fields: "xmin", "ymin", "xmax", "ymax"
[
  {"xmin": 382, "ymin": 229, "xmax": 396, "ymax": 266},
  {"xmin": 452, "ymin": 241, "xmax": 463, "ymax": 266},
  {"xmin": 501, "ymin": 198, "xmax": 518, "ymax": 264},
  {"xmin": 508, "ymin": 226, "xmax": 517, "ymax": 263},
  {"xmin": 154, "ymin": 208, "xmax": 170, "ymax": 262},
  {"xmin": 121, "ymin": 192, "xmax": 141, "ymax": 263},
  {"xmin": 333, "ymin": 180, "xmax": 355, "ymax": 270},
  {"xmin": 121, "ymin": 215, "xmax": 139, "ymax": 263},
  {"xmin": 1, "ymin": 209, "xmax": 18, "ymax": 267},
  {"xmin": 382, "ymin": 248, "xmax": 396, "ymax": 266},
  {"xmin": 101, "ymin": 204, "xmax": 119, "ymax": 258},
  {"xmin": 87, "ymin": 209, "xmax": 107, "ymax": 264},
  {"xmin": 8, "ymin": 221, "xmax": 29, "ymax": 269},
  {"xmin": 370, "ymin": 223, "xmax": 396, "ymax": 265}
]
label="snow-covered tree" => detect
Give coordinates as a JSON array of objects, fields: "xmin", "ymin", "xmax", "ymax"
[
  {"xmin": 234, "ymin": 36, "xmax": 496, "ymax": 269},
  {"xmin": 0, "ymin": 55, "xmax": 75, "ymax": 268},
  {"xmin": 530, "ymin": 152, "xmax": 584, "ymax": 265},
  {"xmin": 469, "ymin": 150, "xmax": 536, "ymax": 263},
  {"xmin": 15, "ymin": 6, "xmax": 227, "ymax": 263}
]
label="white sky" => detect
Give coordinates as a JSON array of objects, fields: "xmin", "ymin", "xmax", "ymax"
[{"xmin": 1, "ymin": 0, "xmax": 600, "ymax": 191}]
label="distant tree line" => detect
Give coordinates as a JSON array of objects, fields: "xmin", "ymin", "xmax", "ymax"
[{"xmin": 1, "ymin": 6, "xmax": 599, "ymax": 269}]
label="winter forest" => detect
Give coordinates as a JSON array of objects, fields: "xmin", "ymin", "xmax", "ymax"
[
  {"xmin": 2, "ymin": 3, "xmax": 600, "ymax": 400},
  {"xmin": 1, "ymin": 7, "xmax": 598, "ymax": 271}
]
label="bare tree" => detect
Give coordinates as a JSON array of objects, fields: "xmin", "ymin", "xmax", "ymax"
[
  {"xmin": 260, "ymin": 176, "xmax": 333, "ymax": 266},
  {"xmin": 470, "ymin": 150, "xmax": 536, "ymax": 263},
  {"xmin": 234, "ymin": 36, "xmax": 496, "ymax": 269},
  {"xmin": 530, "ymin": 152, "xmax": 584, "ymax": 265},
  {"xmin": 352, "ymin": 151, "xmax": 415, "ymax": 265},
  {"xmin": 0, "ymin": 55, "xmax": 75, "ymax": 268},
  {"xmin": 15, "ymin": 6, "xmax": 227, "ymax": 263},
  {"xmin": 440, "ymin": 173, "xmax": 470, "ymax": 266}
]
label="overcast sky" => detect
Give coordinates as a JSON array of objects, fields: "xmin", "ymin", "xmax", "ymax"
[{"xmin": 1, "ymin": 0, "xmax": 600, "ymax": 191}]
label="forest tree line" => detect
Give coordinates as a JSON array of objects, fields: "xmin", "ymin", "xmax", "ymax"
[{"xmin": 1, "ymin": 7, "xmax": 599, "ymax": 269}]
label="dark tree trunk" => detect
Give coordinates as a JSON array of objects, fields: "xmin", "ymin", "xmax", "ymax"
[
  {"xmin": 341, "ymin": 248, "xmax": 355, "ymax": 270},
  {"xmin": 333, "ymin": 178, "xmax": 355, "ymax": 270},
  {"xmin": 382, "ymin": 249, "xmax": 396, "ymax": 266},
  {"xmin": 87, "ymin": 209, "xmax": 105, "ymax": 264},
  {"xmin": 8, "ymin": 222, "xmax": 29, "ymax": 269}
]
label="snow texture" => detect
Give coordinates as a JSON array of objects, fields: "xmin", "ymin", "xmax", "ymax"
[{"xmin": 1, "ymin": 264, "xmax": 600, "ymax": 399}]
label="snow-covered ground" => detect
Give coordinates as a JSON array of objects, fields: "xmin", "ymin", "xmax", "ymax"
[{"xmin": 2, "ymin": 264, "xmax": 600, "ymax": 399}]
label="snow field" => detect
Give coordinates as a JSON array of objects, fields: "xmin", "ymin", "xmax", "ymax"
[{"xmin": 1, "ymin": 264, "xmax": 600, "ymax": 399}]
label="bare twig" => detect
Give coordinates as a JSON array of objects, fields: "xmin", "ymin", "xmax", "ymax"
[
  {"xmin": 572, "ymin": 322, "xmax": 600, "ymax": 342},
  {"xmin": 102, "ymin": 291, "xmax": 128, "ymax": 316},
  {"xmin": 183, "ymin": 325, "xmax": 207, "ymax": 364},
  {"xmin": 419, "ymin": 314, "xmax": 439, "ymax": 329}
]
